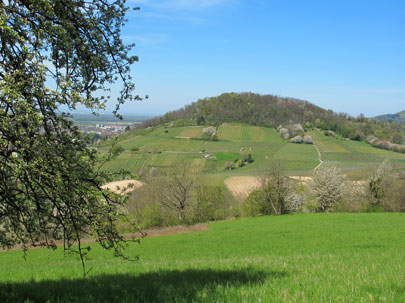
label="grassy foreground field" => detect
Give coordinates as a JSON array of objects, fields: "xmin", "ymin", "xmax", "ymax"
[{"xmin": 1, "ymin": 213, "xmax": 405, "ymax": 302}]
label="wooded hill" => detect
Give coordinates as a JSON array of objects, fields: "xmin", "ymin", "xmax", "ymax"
[
  {"xmin": 138, "ymin": 93, "xmax": 405, "ymax": 151},
  {"xmin": 375, "ymin": 110, "xmax": 405, "ymax": 124}
]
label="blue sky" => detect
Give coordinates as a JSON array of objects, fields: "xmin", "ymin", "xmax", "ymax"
[{"xmin": 105, "ymin": 0, "xmax": 405, "ymax": 117}]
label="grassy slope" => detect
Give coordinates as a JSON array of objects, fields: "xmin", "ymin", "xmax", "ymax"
[
  {"xmin": 97, "ymin": 124, "xmax": 405, "ymax": 181},
  {"xmin": 308, "ymin": 130, "xmax": 405, "ymax": 178},
  {"xmin": 1, "ymin": 213, "xmax": 405, "ymax": 302}
]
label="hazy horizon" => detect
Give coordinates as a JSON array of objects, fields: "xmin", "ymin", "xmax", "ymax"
[{"xmin": 68, "ymin": 91, "xmax": 404, "ymax": 118}]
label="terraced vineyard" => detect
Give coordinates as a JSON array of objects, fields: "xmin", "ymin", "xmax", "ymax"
[
  {"xmin": 307, "ymin": 131, "xmax": 405, "ymax": 179},
  {"xmin": 97, "ymin": 124, "xmax": 405, "ymax": 187}
]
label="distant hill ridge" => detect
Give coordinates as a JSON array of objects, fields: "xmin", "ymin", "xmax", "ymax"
[
  {"xmin": 140, "ymin": 93, "xmax": 369, "ymax": 140},
  {"xmin": 142, "ymin": 92, "xmax": 347, "ymax": 128},
  {"xmin": 135, "ymin": 92, "xmax": 404, "ymax": 153},
  {"xmin": 375, "ymin": 110, "xmax": 405, "ymax": 124},
  {"xmin": 71, "ymin": 113, "xmax": 151, "ymax": 123}
]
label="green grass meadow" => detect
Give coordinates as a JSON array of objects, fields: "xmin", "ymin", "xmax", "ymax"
[{"xmin": 1, "ymin": 213, "xmax": 405, "ymax": 302}]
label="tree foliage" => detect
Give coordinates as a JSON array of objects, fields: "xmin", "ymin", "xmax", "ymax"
[
  {"xmin": 0, "ymin": 0, "xmax": 139, "ymax": 276},
  {"xmin": 243, "ymin": 162, "xmax": 291, "ymax": 216},
  {"xmin": 365, "ymin": 159, "xmax": 405, "ymax": 211},
  {"xmin": 309, "ymin": 166, "xmax": 347, "ymax": 212},
  {"xmin": 128, "ymin": 164, "xmax": 236, "ymax": 227}
]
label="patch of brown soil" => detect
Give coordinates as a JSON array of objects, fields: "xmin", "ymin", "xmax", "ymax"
[
  {"xmin": 225, "ymin": 176, "xmax": 262, "ymax": 201},
  {"xmin": 102, "ymin": 179, "xmax": 143, "ymax": 195},
  {"xmin": 1, "ymin": 224, "xmax": 208, "ymax": 252},
  {"xmin": 130, "ymin": 224, "xmax": 208, "ymax": 238},
  {"xmin": 289, "ymin": 176, "xmax": 313, "ymax": 182}
]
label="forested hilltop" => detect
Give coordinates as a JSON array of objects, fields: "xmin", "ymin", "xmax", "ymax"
[
  {"xmin": 375, "ymin": 110, "xmax": 405, "ymax": 124},
  {"xmin": 138, "ymin": 93, "xmax": 405, "ymax": 152}
]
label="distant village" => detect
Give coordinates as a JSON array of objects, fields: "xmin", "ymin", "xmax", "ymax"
[
  {"xmin": 77, "ymin": 123, "xmax": 134, "ymax": 144},
  {"xmin": 80, "ymin": 123, "xmax": 130, "ymax": 136}
]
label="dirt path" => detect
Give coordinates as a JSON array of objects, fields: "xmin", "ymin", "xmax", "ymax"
[
  {"xmin": 162, "ymin": 151, "xmax": 203, "ymax": 154},
  {"xmin": 313, "ymin": 143, "xmax": 323, "ymax": 170},
  {"xmin": 102, "ymin": 179, "xmax": 143, "ymax": 195},
  {"xmin": 1, "ymin": 224, "xmax": 208, "ymax": 252},
  {"xmin": 289, "ymin": 176, "xmax": 312, "ymax": 182}
]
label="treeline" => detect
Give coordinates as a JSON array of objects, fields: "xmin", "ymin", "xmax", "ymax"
[
  {"xmin": 244, "ymin": 160, "xmax": 405, "ymax": 216},
  {"xmin": 127, "ymin": 163, "xmax": 237, "ymax": 229},
  {"xmin": 140, "ymin": 92, "xmax": 340, "ymax": 129},
  {"xmin": 122, "ymin": 160, "xmax": 405, "ymax": 230},
  {"xmin": 136, "ymin": 92, "xmax": 404, "ymax": 152}
]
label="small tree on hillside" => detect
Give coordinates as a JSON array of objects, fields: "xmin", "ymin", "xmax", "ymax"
[
  {"xmin": 243, "ymin": 162, "xmax": 291, "ymax": 216},
  {"xmin": 261, "ymin": 162, "xmax": 291, "ymax": 215},
  {"xmin": 154, "ymin": 163, "xmax": 198, "ymax": 221},
  {"xmin": 309, "ymin": 165, "xmax": 347, "ymax": 212},
  {"xmin": 366, "ymin": 159, "xmax": 396, "ymax": 210},
  {"xmin": 392, "ymin": 133, "xmax": 403, "ymax": 145},
  {"xmin": 225, "ymin": 161, "xmax": 235, "ymax": 170},
  {"xmin": 111, "ymin": 143, "xmax": 124, "ymax": 156},
  {"xmin": 242, "ymin": 153, "xmax": 253, "ymax": 163}
]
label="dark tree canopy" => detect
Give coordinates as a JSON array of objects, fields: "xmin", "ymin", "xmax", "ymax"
[{"xmin": 0, "ymin": 0, "xmax": 139, "ymax": 275}]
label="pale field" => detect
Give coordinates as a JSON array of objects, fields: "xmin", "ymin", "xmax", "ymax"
[
  {"xmin": 102, "ymin": 179, "xmax": 143, "ymax": 195},
  {"xmin": 224, "ymin": 176, "xmax": 262, "ymax": 201},
  {"xmin": 225, "ymin": 175, "xmax": 365, "ymax": 201},
  {"xmin": 176, "ymin": 126, "xmax": 204, "ymax": 139}
]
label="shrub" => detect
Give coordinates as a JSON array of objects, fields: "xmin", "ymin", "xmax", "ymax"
[
  {"xmin": 290, "ymin": 135, "xmax": 303, "ymax": 143},
  {"xmin": 287, "ymin": 124, "xmax": 304, "ymax": 136},
  {"xmin": 261, "ymin": 162, "xmax": 291, "ymax": 214},
  {"xmin": 241, "ymin": 153, "xmax": 253, "ymax": 163},
  {"xmin": 349, "ymin": 131, "xmax": 361, "ymax": 141},
  {"xmin": 235, "ymin": 159, "xmax": 244, "ymax": 168},
  {"xmin": 279, "ymin": 128, "xmax": 289, "ymax": 139},
  {"xmin": 225, "ymin": 161, "xmax": 235, "ymax": 170},
  {"xmin": 141, "ymin": 204, "xmax": 166, "ymax": 229},
  {"xmin": 365, "ymin": 159, "xmax": 405, "ymax": 211},
  {"xmin": 392, "ymin": 132, "xmax": 403, "ymax": 144},
  {"xmin": 303, "ymin": 135, "xmax": 313, "ymax": 144},
  {"xmin": 367, "ymin": 135, "xmax": 405, "ymax": 154},
  {"xmin": 111, "ymin": 143, "xmax": 124, "ymax": 156},
  {"xmin": 309, "ymin": 166, "xmax": 347, "ymax": 212},
  {"xmin": 328, "ymin": 130, "xmax": 336, "ymax": 137},
  {"xmin": 243, "ymin": 190, "xmax": 268, "ymax": 217},
  {"xmin": 366, "ymin": 159, "xmax": 394, "ymax": 209},
  {"xmin": 202, "ymin": 126, "xmax": 216, "ymax": 136},
  {"xmin": 243, "ymin": 162, "xmax": 292, "ymax": 216},
  {"xmin": 127, "ymin": 165, "xmax": 237, "ymax": 228},
  {"xmin": 190, "ymin": 185, "xmax": 234, "ymax": 223},
  {"xmin": 285, "ymin": 193, "xmax": 304, "ymax": 213}
]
